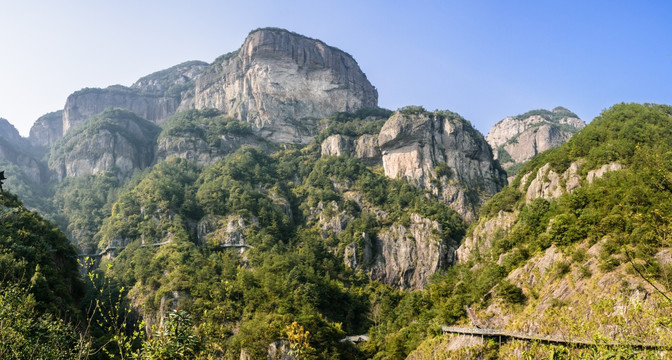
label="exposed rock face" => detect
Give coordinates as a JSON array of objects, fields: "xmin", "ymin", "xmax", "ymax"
[
  {"xmin": 456, "ymin": 210, "xmax": 518, "ymax": 264},
  {"xmin": 457, "ymin": 160, "xmax": 625, "ymax": 264},
  {"xmin": 49, "ymin": 109, "xmax": 160, "ymax": 179},
  {"xmin": 524, "ymin": 162, "xmax": 582, "ymax": 203},
  {"xmin": 369, "ymin": 214, "xmax": 455, "ymax": 289},
  {"xmin": 186, "ymin": 28, "xmax": 378, "ymax": 144},
  {"xmin": 487, "ymin": 107, "xmax": 585, "ymax": 172},
  {"xmin": 61, "ymin": 62, "xmax": 207, "ymax": 136},
  {"xmin": 29, "ymin": 111, "xmax": 63, "ymax": 147},
  {"xmin": 321, "ymin": 134, "xmax": 353, "ymax": 157},
  {"xmin": 131, "ymin": 60, "xmax": 208, "ymax": 95},
  {"xmin": 313, "ymin": 195, "xmax": 457, "ymax": 289},
  {"xmin": 0, "ymin": 118, "xmax": 47, "ymax": 184},
  {"xmin": 62, "ymin": 87, "xmax": 181, "ymax": 134},
  {"xmin": 156, "ymin": 132, "xmax": 268, "ymax": 166},
  {"xmin": 321, "ymin": 133, "xmax": 382, "ymax": 164},
  {"xmin": 0, "ymin": 118, "xmax": 23, "ymax": 145},
  {"xmin": 378, "ymin": 110, "xmax": 507, "ymax": 222},
  {"xmin": 197, "ymin": 214, "xmax": 253, "ymax": 249},
  {"xmin": 354, "ymin": 134, "xmax": 381, "ymax": 163}
]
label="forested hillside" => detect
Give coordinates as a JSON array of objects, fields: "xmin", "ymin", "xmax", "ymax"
[{"xmin": 394, "ymin": 103, "xmax": 672, "ymax": 359}]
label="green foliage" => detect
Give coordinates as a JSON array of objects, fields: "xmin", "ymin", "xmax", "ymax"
[
  {"xmin": 96, "ymin": 157, "xmax": 201, "ymax": 249},
  {"xmin": 53, "ymin": 171, "xmax": 121, "ymax": 252},
  {"xmin": 0, "ymin": 192, "xmax": 83, "ymax": 316},
  {"xmin": 159, "ymin": 109, "xmax": 255, "ymax": 147},
  {"xmin": 480, "ymin": 185, "xmax": 521, "ymax": 218},
  {"xmin": 399, "ymin": 105, "xmax": 427, "ymax": 116},
  {"xmin": 0, "ymin": 283, "xmax": 80, "ymax": 360},
  {"xmin": 497, "ymin": 280, "xmax": 526, "ymax": 304},
  {"xmin": 314, "ymin": 108, "xmax": 390, "ymax": 145},
  {"xmin": 434, "ymin": 161, "xmax": 452, "ymax": 179},
  {"xmin": 514, "ymin": 107, "xmax": 579, "ymax": 123},
  {"xmin": 139, "ymin": 310, "xmax": 204, "ymax": 359}
]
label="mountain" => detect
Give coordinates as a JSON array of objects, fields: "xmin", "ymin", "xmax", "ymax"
[
  {"xmin": 34, "ymin": 28, "xmax": 377, "ymax": 147},
  {"xmin": 29, "ymin": 110, "xmax": 64, "ymax": 148},
  {"xmin": 186, "ymin": 28, "xmax": 378, "ymax": 144},
  {"xmin": 61, "ymin": 61, "xmax": 207, "ymax": 137},
  {"xmin": 3, "ymin": 27, "xmax": 667, "ymax": 359},
  {"xmin": 320, "ymin": 107, "xmax": 507, "ymax": 222},
  {"xmin": 487, "ymin": 107, "xmax": 585, "ymax": 176},
  {"xmin": 394, "ymin": 103, "xmax": 672, "ymax": 358},
  {"xmin": 49, "ymin": 108, "xmax": 160, "ymax": 180}
]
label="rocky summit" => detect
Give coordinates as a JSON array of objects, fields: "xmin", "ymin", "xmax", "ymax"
[
  {"xmin": 186, "ymin": 28, "xmax": 378, "ymax": 143},
  {"xmin": 378, "ymin": 108, "xmax": 507, "ymax": 222},
  {"xmin": 486, "ymin": 107, "xmax": 585, "ymax": 176}
]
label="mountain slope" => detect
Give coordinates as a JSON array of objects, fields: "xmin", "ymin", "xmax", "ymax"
[{"xmin": 390, "ymin": 103, "xmax": 672, "ymax": 358}]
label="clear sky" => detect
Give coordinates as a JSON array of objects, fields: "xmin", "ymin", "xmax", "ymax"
[{"xmin": 1, "ymin": 0, "xmax": 671, "ymax": 137}]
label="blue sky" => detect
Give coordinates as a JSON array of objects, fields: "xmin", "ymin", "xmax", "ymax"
[{"xmin": 1, "ymin": 0, "xmax": 670, "ymax": 136}]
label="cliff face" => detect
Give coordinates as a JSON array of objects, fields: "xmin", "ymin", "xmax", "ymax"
[
  {"xmin": 0, "ymin": 118, "xmax": 47, "ymax": 184},
  {"xmin": 316, "ymin": 196, "xmax": 457, "ymax": 290},
  {"xmin": 29, "ymin": 111, "xmax": 64, "ymax": 148},
  {"xmin": 60, "ymin": 61, "xmax": 208, "ymax": 136},
  {"xmin": 155, "ymin": 131, "xmax": 268, "ymax": 167},
  {"xmin": 62, "ymin": 87, "xmax": 181, "ymax": 134},
  {"xmin": 186, "ymin": 28, "xmax": 378, "ymax": 144},
  {"xmin": 49, "ymin": 109, "xmax": 160, "ymax": 179},
  {"xmin": 486, "ymin": 107, "xmax": 585, "ymax": 173},
  {"xmin": 377, "ymin": 109, "xmax": 507, "ymax": 222}
]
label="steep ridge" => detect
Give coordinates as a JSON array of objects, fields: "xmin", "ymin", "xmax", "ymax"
[
  {"xmin": 0, "ymin": 118, "xmax": 50, "ymax": 192},
  {"xmin": 487, "ymin": 107, "xmax": 585, "ymax": 176}
]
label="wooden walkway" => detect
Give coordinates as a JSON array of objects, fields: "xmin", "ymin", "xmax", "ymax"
[
  {"xmin": 78, "ymin": 242, "xmax": 252, "ymax": 260},
  {"xmin": 441, "ymin": 326, "xmax": 671, "ymax": 350}
]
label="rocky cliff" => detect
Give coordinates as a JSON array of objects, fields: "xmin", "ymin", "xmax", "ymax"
[
  {"xmin": 60, "ymin": 61, "xmax": 208, "ymax": 137},
  {"xmin": 49, "ymin": 108, "xmax": 160, "ymax": 179},
  {"xmin": 0, "ymin": 118, "xmax": 47, "ymax": 184},
  {"xmin": 316, "ymin": 194, "xmax": 459, "ymax": 290},
  {"xmin": 62, "ymin": 86, "xmax": 181, "ymax": 135},
  {"xmin": 29, "ymin": 111, "xmax": 64, "ymax": 148},
  {"xmin": 131, "ymin": 60, "xmax": 208, "ymax": 96},
  {"xmin": 155, "ymin": 109, "xmax": 270, "ymax": 166},
  {"xmin": 185, "ymin": 28, "xmax": 378, "ymax": 144},
  {"xmin": 377, "ymin": 108, "xmax": 507, "ymax": 222},
  {"xmin": 486, "ymin": 107, "xmax": 585, "ymax": 174}
]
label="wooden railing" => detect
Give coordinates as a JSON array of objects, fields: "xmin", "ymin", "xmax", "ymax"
[{"xmin": 441, "ymin": 326, "xmax": 671, "ymax": 350}]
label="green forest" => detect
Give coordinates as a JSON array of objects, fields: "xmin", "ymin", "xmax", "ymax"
[{"xmin": 2, "ymin": 103, "xmax": 672, "ymax": 359}]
